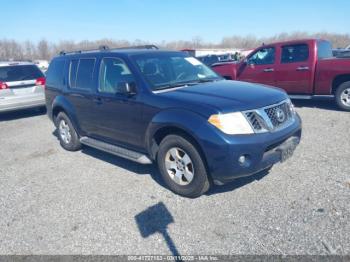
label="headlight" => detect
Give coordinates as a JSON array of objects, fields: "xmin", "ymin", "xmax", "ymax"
[
  {"xmin": 287, "ymin": 99, "xmax": 296, "ymax": 114},
  {"xmin": 208, "ymin": 112, "xmax": 254, "ymax": 135}
]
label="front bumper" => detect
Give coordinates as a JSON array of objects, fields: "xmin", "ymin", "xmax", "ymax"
[
  {"xmin": 199, "ymin": 114, "xmax": 302, "ymax": 184},
  {"xmin": 0, "ymin": 93, "xmax": 45, "ymax": 113}
]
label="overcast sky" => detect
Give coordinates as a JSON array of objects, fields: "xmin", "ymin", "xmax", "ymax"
[{"xmin": 1, "ymin": 0, "xmax": 348, "ymax": 43}]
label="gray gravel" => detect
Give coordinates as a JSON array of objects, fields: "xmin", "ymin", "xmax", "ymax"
[{"xmin": 0, "ymin": 101, "xmax": 349, "ymax": 255}]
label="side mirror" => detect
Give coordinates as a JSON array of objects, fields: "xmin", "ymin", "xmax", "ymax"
[{"xmin": 117, "ymin": 82, "xmax": 137, "ymax": 96}]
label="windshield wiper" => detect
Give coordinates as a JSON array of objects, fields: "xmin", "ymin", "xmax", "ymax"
[{"xmin": 153, "ymin": 78, "xmax": 221, "ymax": 91}]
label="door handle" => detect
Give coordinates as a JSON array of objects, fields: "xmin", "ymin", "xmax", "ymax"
[
  {"xmin": 263, "ymin": 68, "xmax": 274, "ymax": 72},
  {"xmin": 93, "ymin": 97, "xmax": 103, "ymax": 105},
  {"xmin": 296, "ymin": 66, "xmax": 310, "ymax": 71},
  {"xmin": 70, "ymin": 93, "xmax": 85, "ymax": 98}
]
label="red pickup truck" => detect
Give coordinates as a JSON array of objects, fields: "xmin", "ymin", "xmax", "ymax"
[{"xmin": 211, "ymin": 39, "xmax": 350, "ymax": 111}]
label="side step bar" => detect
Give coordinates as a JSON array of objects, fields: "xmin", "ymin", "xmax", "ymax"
[
  {"xmin": 80, "ymin": 136, "xmax": 152, "ymax": 164},
  {"xmin": 289, "ymin": 94, "xmax": 334, "ymax": 100}
]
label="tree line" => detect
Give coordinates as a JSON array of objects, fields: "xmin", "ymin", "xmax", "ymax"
[{"xmin": 1, "ymin": 32, "xmax": 349, "ymax": 61}]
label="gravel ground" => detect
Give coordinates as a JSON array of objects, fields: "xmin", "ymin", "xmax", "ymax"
[{"xmin": 0, "ymin": 100, "xmax": 349, "ymax": 255}]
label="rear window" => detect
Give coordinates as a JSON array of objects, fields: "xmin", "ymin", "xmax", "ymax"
[
  {"xmin": 0, "ymin": 65, "xmax": 44, "ymax": 82},
  {"xmin": 281, "ymin": 44, "xmax": 309, "ymax": 63},
  {"xmin": 317, "ymin": 40, "xmax": 333, "ymax": 59},
  {"xmin": 70, "ymin": 58, "xmax": 95, "ymax": 90},
  {"xmin": 46, "ymin": 59, "xmax": 66, "ymax": 88}
]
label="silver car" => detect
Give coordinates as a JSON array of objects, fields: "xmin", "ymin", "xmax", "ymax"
[{"xmin": 0, "ymin": 61, "xmax": 46, "ymax": 112}]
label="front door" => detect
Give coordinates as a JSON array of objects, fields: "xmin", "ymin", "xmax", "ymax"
[
  {"xmin": 237, "ymin": 46, "xmax": 276, "ymax": 87},
  {"xmin": 90, "ymin": 57, "xmax": 143, "ymax": 148}
]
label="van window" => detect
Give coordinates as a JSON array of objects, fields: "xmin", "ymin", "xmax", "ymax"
[
  {"xmin": 99, "ymin": 58, "xmax": 135, "ymax": 94},
  {"xmin": 281, "ymin": 44, "xmax": 309, "ymax": 63},
  {"xmin": 46, "ymin": 59, "xmax": 65, "ymax": 88},
  {"xmin": 0, "ymin": 65, "xmax": 44, "ymax": 82},
  {"xmin": 74, "ymin": 58, "xmax": 95, "ymax": 90}
]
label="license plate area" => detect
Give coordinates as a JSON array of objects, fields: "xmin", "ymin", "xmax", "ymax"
[
  {"xmin": 276, "ymin": 137, "xmax": 300, "ymax": 162},
  {"xmin": 13, "ymin": 87, "xmax": 35, "ymax": 95}
]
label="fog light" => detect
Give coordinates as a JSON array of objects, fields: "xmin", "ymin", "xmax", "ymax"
[
  {"xmin": 238, "ymin": 154, "xmax": 251, "ymax": 167},
  {"xmin": 238, "ymin": 155, "xmax": 246, "ymax": 164}
]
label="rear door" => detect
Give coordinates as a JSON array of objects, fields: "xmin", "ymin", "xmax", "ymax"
[
  {"xmin": 237, "ymin": 46, "xmax": 276, "ymax": 86},
  {"xmin": 66, "ymin": 58, "xmax": 96, "ymax": 135},
  {"xmin": 274, "ymin": 43, "xmax": 314, "ymax": 94}
]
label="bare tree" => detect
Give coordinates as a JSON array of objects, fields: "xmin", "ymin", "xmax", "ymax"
[
  {"xmin": 0, "ymin": 31, "xmax": 350, "ymax": 61},
  {"xmin": 37, "ymin": 39, "xmax": 50, "ymax": 60}
]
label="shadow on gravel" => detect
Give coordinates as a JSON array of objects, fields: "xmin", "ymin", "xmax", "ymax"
[
  {"xmin": 292, "ymin": 99, "xmax": 341, "ymax": 111},
  {"xmin": 0, "ymin": 107, "xmax": 46, "ymax": 121},
  {"xmin": 135, "ymin": 202, "xmax": 181, "ymax": 257},
  {"xmin": 81, "ymin": 146, "xmax": 166, "ymax": 187},
  {"xmin": 78, "ymin": 145, "xmax": 271, "ymax": 197},
  {"xmin": 81, "ymin": 145, "xmax": 272, "ymax": 197},
  {"xmin": 206, "ymin": 168, "xmax": 270, "ymax": 196}
]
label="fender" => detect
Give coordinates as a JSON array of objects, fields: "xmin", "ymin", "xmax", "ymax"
[
  {"xmin": 144, "ymin": 108, "xmax": 224, "ymax": 161},
  {"xmin": 51, "ymin": 95, "xmax": 82, "ymax": 135}
]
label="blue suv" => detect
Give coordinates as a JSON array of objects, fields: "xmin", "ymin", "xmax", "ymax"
[{"xmin": 45, "ymin": 45, "xmax": 302, "ymax": 198}]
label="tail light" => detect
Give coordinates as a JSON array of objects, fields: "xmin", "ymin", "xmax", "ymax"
[
  {"xmin": 36, "ymin": 77, "xmax": 46, "ymax": 86},
  {"xmin": 0, "ymin": 82, "xmax": 8, "ymax": 89}
]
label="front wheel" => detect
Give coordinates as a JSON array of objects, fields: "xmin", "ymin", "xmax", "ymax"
[
  {"xmin": 335, "ymin": 81, "xmax": 350, "ymax": 111},
  {"xmin": 157, "ymin": 135, "xmax": 210, "ymax": 198}
]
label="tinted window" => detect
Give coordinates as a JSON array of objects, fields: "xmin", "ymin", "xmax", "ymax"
[
  {"xmin": 281, "ymin": 44, "xmax": 309, "ymax": 63},
  {"xmin": 248, "ymin": 47, "xmax": 275, "ymax": 65},
  {"xmin": 0, "ymin": 65, "xmax": 44, "ymax": 82},
  {"xmin": 69, "ymin": 59, "xmax": 79, "ymax": 88},
  {"xmin": 46, "ymin": 60, "xmax": 65, "ymax": 88},
  {"xmin": 317, "ymin": 40, "xmax": 333, "ymax": 59},
  {"xmin": 99, "ymin": 58, "xmax": 136, "ymax": 93},
  {"xmin": 74, "ymin": 59, "xmax": 95, "ymax": 90}
]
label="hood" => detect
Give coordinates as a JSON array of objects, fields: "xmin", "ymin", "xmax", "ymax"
[{"xmin": 156, "ymin": 80, "xmax": 288, "ymax": 114}]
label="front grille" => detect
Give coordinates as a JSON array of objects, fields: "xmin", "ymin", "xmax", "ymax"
[
  {"xmin": 264, "ymin": 102, "xmax": 292, "ymax": 128},
  {"xmin": 244, "ymin": 100, "xmax": 294, "ymax": 133},
  {"xmin": 245, "ymin": 112, "xmax": 263, "ymax": 131}
]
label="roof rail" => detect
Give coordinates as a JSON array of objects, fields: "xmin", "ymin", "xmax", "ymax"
[{"xmin": 59, "ymin": 44, "xmax": 159, "ymax": 56}]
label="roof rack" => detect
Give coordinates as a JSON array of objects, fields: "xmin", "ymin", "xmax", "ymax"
[{"xmin": 59, "ymin": 44, "xmax": 159, "ymax": 56}]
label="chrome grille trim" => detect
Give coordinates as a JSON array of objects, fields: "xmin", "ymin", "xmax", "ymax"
[{"xmin": 243, "ymin": 99, "xmax": 295, "ymax": 133}]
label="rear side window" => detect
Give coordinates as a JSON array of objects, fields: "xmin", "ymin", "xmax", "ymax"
[
  {"xmin": 71, "ymin": 58, "xmax": 95, "ymax": 90},
  {"xmin": 281, "ymin": 44, "xmax": 309, "ymax": 63},
  {"xmin": 46, "ymin": 60, "xmax": 65, "ymax": 88},
  {"xmin": 0, "ymin": 65, "xmax": 44, "ymax": 82},
  {"xmin": 68, "ymin": 59, "xmax": 79, "ymax": 88}
]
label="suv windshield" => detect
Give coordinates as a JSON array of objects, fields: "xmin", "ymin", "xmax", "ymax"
[
  {"xmin": 0, "ymin": 65, "xmax": 44, "ymax": 82},
  {"xmin": 132, "ymin": 53, "xmax": 221, "ymax": 90}
]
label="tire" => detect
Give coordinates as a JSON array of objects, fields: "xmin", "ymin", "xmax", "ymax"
[
  {"xmin": 56, "ymin": 112, "xmax": 82, "ymax": 151},
  {"xmin": 157, "ymin": 135, "xmax": 210, "ymax": 198},
  {"xmin": 335, "ymin": 81, "xmax": 350, "ymax": 111}
]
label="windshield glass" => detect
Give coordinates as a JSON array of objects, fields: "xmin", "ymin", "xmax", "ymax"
[{"xmin": 132, "ymin": 53, "xmax": 221, "ymax": 90}]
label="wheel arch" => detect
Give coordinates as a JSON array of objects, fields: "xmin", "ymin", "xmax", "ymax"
[
  {"xmin": 51, "ymin": 96, "xmax": 81, "ymax": 134},
  {"xmin": 332, "ymin": 74, "xmax": 350, "ymax": 94},
  {"xmin": 145, "ymin": 109, "xmax": 212, "ymax": 175}
]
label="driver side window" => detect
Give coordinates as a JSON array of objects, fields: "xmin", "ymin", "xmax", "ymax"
[
  {"xmin": 248, "ymin": 47, "xmax": 275, "ymax": 65},
  {"xmin": 99, "ymin": 57, "xmax": 135, "ymax": 94}
]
